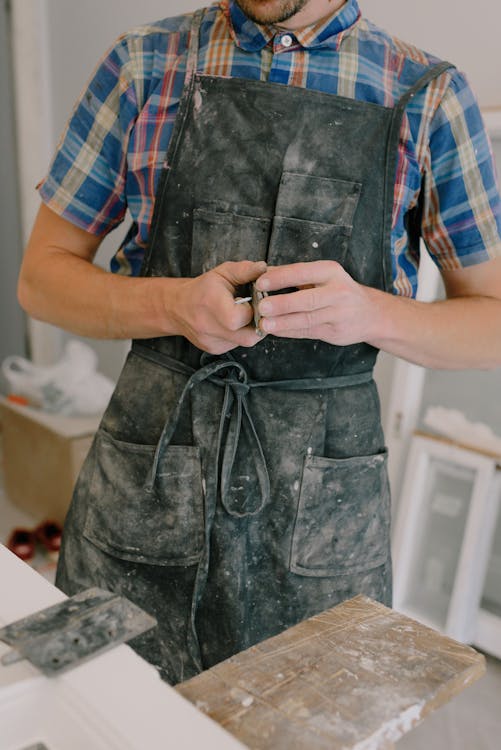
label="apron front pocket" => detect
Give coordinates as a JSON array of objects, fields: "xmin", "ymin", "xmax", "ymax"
[
  {"xmin": 83, "ymin": 430, "xmax": 204, "ymax": 566},
  {"xmin": 191, "ymin": 207, "xmax": 271, "ymax": 275},
  {"xmin": 290, "ymin": 450, "xmax": 390, "ymax": 578}
]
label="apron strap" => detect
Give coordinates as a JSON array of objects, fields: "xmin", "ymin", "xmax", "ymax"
[
  {"xmin": 381, "ymin": 60, "xmax": 456, "ymax": 293},
  {"xmin": 393, "ymin": 60, "xmax": 456, "ymax": 115},
  {"xmin": 142, "ymin": 8, "xmax": 205, "ymax": 276}
]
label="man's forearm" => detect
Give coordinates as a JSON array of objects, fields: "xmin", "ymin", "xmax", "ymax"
[
  {"xmin": 20, "ymin": 205, "xmax": 501, "ymax": 367},
  {"xmin": 366, "ymin": 287, "xmax": 501, "ymax": 370},
  {"xmin": 18, "ymin": 205, "xmax": 266, "ymax": 353},
  {"xmin": 18, "ymin": 248, "xmax": 185, "ymax": 339}
]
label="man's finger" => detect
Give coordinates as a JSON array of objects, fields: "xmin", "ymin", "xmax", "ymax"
[
  {"xmin": 256, "ymin": 260, "xmax": 342, "ymax": 292},
  {"xmin": 216, "ymin": 260, "xmax": 268, "ymax": 288},
  {"xmin": 258, "ymin": 287, "xmax": 328, "ymax": 317},
  {"xmin": 233, "ymin": 324, "xmax": 267, "ymax": 348},
  {"xmin": 261, "ymin": 308, "xmax": 333, "ymax": 334},
  {"xmin": 225, "ymin": 300, "xmax": 255, "ymax": 331}
]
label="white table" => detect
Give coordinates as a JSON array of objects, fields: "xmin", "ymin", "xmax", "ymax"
[{"xmin": 0, "ymin": 544, "xmax": 245, "ymax": 750}]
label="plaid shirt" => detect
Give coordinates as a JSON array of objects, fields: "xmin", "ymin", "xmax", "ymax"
[{"xmin": 39, "ymin": 0, "xmax": 501, "ymax": 297}]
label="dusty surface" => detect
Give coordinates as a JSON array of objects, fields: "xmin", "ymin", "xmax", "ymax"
[{"xmin": 177, "ymin": 595, "xmax": 485, "ymax": 749}]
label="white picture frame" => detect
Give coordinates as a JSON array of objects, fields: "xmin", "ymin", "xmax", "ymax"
[
  {"xmin": 475, "ymin": 494, "xmax": 501, "ymax": 659},
  {"xmin": 392, "ymin": 432, "xmax": 501, "ymax": 644}
]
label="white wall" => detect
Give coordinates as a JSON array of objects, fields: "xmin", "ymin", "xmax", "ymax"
[
  {"xmin": 359, "ymin": 0, "xmax": 501, "ymax": 108},
  {"xmin": 0, "ymin": 0, "xmax": 26, "ymax": 369}
]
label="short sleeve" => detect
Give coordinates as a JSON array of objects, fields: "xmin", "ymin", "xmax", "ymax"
[
  {"xmin": 38, "ymin": 35, "xmax": 140, "ymax": 237},
  {"xmin": 421, "ymin": 71, "xmax": 501, "ymax": 270}
]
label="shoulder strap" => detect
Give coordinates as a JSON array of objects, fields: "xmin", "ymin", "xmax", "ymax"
[
  {"xmin": 142, "ymin": 7, "xmax": 206, "ymax": 277},
  {"xmin": 394, "ymin": 60, "xmax": 456, "ymax": 116}
]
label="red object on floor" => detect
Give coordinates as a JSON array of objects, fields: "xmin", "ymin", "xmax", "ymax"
[
  {"xmin": 6, "ymin": 527, "xmax": 36, "ymax": 561},
  {"xmin": 35, "ymin": 520, "xmax": 63, "ymax": 553},
  {"xmin": 6, "ymin": 393, "xmax": 30, "ymax": 406}
]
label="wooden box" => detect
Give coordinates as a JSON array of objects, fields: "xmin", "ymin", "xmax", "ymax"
[{"xmin": 0, "ymin": 397, "xmax": 100, "ymax": 523}]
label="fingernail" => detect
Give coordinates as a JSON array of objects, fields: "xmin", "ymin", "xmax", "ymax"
[
  {"xmin": 259, "ymin": 300, "xmax": 271, "ymax": 314},
  {"xmin": 262, "ymin": 318, "xmax": 275, "ymax": 332},
  {"xmin": 257, "ymin": 278, "xmax": 270, "ymax": 290}
]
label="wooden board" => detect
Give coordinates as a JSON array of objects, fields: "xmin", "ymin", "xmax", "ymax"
[
  {"xmin": 414, "ymin": 428, "xmax": 501, "ymax": 467},
  {"xmin": 177, "ymin": 595, "xmax": 485, "ymax": 749}
]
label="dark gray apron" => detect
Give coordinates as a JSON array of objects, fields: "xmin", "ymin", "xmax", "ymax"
[{"xmin": 56, "ymin": 10, "xmax": 452, "ymax": 684}]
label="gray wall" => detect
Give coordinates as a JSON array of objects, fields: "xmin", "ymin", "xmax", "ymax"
[{"xmin": 0, "ymin": 0, "xmax": 26, "ymax": 375}]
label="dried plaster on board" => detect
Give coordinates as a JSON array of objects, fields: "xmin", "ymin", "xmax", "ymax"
[{"xmin": 349, "ymin": 702, "xmax": 424, "ymax": 750}]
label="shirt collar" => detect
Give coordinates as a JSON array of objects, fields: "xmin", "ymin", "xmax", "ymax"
[{"xmin": 223, "ymin": 0, "xmax": 361, "ymax": 52}]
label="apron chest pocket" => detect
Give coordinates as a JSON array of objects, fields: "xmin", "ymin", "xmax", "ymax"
[
  {"xmin": 83, "ymin": 430, "xmax": 205, "ymax": 566},
  {"xmin": 191, "ymin": 207, "xmax": 270, "ymax": 275},
  {"xmin": 290, "ymin": 450, "xmax": 390, "ymax": 578},
  {"xmin": 268, "ymin": 172, "xmax": 361, "ymax": 266}
]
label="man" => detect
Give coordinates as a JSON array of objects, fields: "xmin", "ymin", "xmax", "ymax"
[{"xmin": 18, "ymin": 0, "xmax": 501, "ymax": 684}]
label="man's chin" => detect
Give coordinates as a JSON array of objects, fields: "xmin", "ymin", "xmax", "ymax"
[{"xmin": 235, "ymin": 0, "xmax": 309, "ymax": 26}]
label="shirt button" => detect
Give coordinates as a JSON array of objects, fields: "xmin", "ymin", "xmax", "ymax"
[{"xmin": 281, "ymin": 34, "xmax": 293, "ymax": 48}]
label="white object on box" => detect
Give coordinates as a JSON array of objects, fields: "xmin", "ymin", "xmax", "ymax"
[
  {"xmin": 2, "ymin": 340, "xmax": 114, "ymax": 416},
  {"xmin": 423, "ymin": 406, "xmax": 501, "ymax": 458}
]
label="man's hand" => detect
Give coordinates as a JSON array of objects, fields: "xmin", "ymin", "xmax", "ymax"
[
  {"xmin": 255, "ymin": 256, "xmax": 501, "ymax": 371},
  {"xmin": 171, "ymin": 260, "xmax": 267, "ymax": 354},
  {"xmin": 18, "ymin": 205, "xmax": 267, "ymax": 347},
  {"xmin": 255, "ymin": 260, "xmax": 376, "ymax": 345}
]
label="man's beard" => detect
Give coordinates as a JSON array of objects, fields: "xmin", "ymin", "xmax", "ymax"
[{"xmin": 235, "ymin": 0, "xmax": 310, "ymax": 25}]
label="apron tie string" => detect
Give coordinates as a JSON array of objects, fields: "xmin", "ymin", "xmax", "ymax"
[
  {"xmin": 138, "ymin": 344, "xmax": 374, "ymax": 518},
  {"xmin": 144, "ymin": 356, "xmax": 270, "ymax": 518}
]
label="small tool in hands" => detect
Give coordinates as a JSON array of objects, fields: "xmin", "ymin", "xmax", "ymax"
[
  {"xmin": 234, "ymin": 283, "xmax": 268, "ymax": 336},
  {"xmin": 251, "ymin": 282, "xmax": 268, "ymax": 337}
]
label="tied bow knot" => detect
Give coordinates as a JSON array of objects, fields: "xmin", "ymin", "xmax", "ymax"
[{"xmin": 145, "ymin": 356, "xmax": 270, "ymax": 518}]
